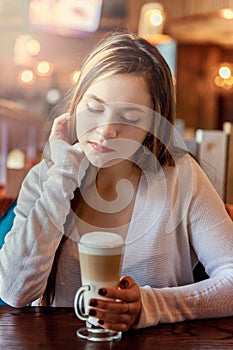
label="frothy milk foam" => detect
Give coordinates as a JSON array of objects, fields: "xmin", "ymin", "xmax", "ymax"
[{"xmin": 78, "ymin": 232, "xmax": 124, "ymax": 326}]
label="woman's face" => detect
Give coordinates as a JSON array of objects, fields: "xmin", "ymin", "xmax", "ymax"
[{"xmin": 76, "ymin": 73, "xmax": 153, "ymax": 168}]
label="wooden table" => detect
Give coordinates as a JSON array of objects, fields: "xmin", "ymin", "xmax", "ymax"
[{"xmin": 1, "ymin": 306, "xmax": 233, "ymax": 349}]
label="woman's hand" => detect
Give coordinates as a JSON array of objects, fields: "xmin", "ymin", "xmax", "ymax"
[
  {"xmin": 88, "ymin": 276, "xmax": 142, "ymax": 332},
  {"xmin": 47, "ymin": 113, "xmax": 88, "ymax": 179},
  {"xmin": 49, "ymin": 113, "xmax": 75, "ymax": 144}
]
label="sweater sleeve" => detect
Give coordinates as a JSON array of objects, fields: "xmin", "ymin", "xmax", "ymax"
[
  {"xmin": 134, "ymin": 159, "xmax": 233, "ymax": 329},
  {"xmin": 0, "ymin": 140, "xmax": 88, "ymax": 307}
]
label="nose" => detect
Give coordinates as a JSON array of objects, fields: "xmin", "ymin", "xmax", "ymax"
[
  {"xmin": 95, "ymin": 113, "xmax": 118, "ymax": 139},
  {"xmin": 96, "ymin": 123, "xmax": 117, "ymax": 139}
]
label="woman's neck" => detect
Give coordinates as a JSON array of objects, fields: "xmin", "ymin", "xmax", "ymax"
[{"xmin": 95, "ymin": 160, "xmax": 142, "ymax": 201}]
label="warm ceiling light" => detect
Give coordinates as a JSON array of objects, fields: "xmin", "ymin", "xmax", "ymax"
[
  {"xmin": 138, "ymin": 3, "xmax": 165, "ymax": 36},
  {"xmin": 225, "ymin": 75, "xmax": 233, "ymax": 86},
  {"xmin": 214, "ymin": 63, "xmax": 233, "ymax": 89},
  {"xmin": 18, "ymin": 69, "xmax": 35, "ymax": 85},
  {"xmin": 220, "ymin": 8, "xmax": 233, "ymax": 19},
  {"xmin": 145, "ymin": 9, "xmax": 163, "ymax": 27},
  {"xmin": 219, "ymin": 65, "xmax": 231, "ymax": 79},
  {"xmin": 36, "ymin": 60, "xmax": 53, "ymax": 76},
  {"xmin": 25, "ymin": 38, "xmax": 41, "ymax": 56},
  {"xmin": 214, "ymin": 76, "xmax": 225, "ymax": 87},
  {"xmin": 70, "ymin": 70, "xmax": 81, "ymax": 85}
]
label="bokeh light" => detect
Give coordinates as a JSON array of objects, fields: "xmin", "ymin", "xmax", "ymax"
[
  {"xmin": 25, "ymin": 39, "xmax": 41, "ymax": 56},
  {"xmin": 36, "ymin": 60, "xmax": 53, "ymax": 76},
  {"xmin": 70, "ymin": 69, "xmax": 81, "ymax": 85},
  {"xmin": 214, "ymin": 63, "xmax": 233, "ymax": 89},
  {"xmin": 18, "ymin": 70, "xmax": 35, "ymax": 85},
  {"xmin": 145, "ymin": 9, "xmax": 163, "ymax": 27}
]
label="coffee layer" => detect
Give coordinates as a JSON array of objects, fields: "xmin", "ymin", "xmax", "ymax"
[{"xmin": 79, "ymin": 253, "xmax": 123, "ymax": 282}]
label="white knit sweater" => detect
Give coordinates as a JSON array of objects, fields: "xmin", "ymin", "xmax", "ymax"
[{"xmin": 0, "ymin": 141, "xmax": 233, "ymax": 329}]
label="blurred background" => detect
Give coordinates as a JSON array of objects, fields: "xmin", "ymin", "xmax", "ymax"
[{"xmin": 0, "ymin": 0, "xmax": 233, "ymax": 200}]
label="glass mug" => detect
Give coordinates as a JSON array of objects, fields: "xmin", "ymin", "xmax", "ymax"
[{"xmin": 74, "ymin": 231, "xmax": 125, "ymax": 342}]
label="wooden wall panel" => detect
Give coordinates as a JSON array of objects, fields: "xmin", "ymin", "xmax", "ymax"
[
  {"xmin": 176, "ymin": 44, "xmax": 222, "ymax": 129},
  {"xmin": 160, "ymin": 0, "xmax": 233, "ymax": 19}
]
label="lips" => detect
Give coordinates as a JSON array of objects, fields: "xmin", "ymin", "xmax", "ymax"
[{"xmin": 89, "ymin": 142, "xmax": 114, "ymax": 153}]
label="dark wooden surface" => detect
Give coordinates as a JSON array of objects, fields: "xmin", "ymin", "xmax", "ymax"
[{"xmin": 1, "ymin": 306, "xmax": 233, "ymax": 349}]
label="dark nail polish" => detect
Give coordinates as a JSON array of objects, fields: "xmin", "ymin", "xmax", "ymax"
[
  {"xmin": 89, "ymin": 300, "xmax": 98, "ymax": 307},
  {"xmin": 98, "ymin": 320, "xmax": 104, "ymax": 325},
  {"xmin": 89, "ymin": 309, "xmax": 97, "ymax": 317},
  {"xmin": 98, "ymin": 288, "xmax": 107, "ymax": 296},
  {"xmin": 120, "ymin": 279, "xmax": 129, "ymax": 289}
]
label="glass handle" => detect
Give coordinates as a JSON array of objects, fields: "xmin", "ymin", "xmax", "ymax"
[{"xmin": 74, "ymin": 285, "xmax": 90, "ymax": 321}]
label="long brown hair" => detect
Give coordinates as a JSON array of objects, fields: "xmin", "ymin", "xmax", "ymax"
[
  {"xmin": 40, "ymin": 30, "xmax": 176, "ymax": 306},
  {"xmin": 69, "ymin": 30, "xmax": 175, "ymax": 167}
]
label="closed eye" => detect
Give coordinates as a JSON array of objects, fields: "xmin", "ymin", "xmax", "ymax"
[
  {"xmin": 121, "ymin": 116, "xmax": 140, "ymax": 125},
  {"xmin": 87, "ymin": 102, "xmax": 104, "ymax": 113}
]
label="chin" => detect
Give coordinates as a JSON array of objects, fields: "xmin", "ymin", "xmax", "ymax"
[{"xmin": 87, "ymin": 154, "xmax": 124, "ymax": 168}]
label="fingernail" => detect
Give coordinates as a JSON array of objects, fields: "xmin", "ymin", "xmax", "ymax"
[
  {"xmin": 120, "ymin": 279, "xmax": 129, "ymax": 289},
  {"xmin": 89, "ymin": 299, "xmax": 98, "ymax": 307},
  {"xmin": 98, "ymin": 320, "xmax": 104, "ymax": 325},
  {"xmin": 98, "ymin": 288, "xmax": 107, "ymax": 296},
  {"xmin": 89, "ymin": 309, "xmax": 97, "ymax": 317}
]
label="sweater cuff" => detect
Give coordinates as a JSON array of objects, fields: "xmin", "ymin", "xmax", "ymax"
[
  {"xmin": 49, "ymin": 139, "xmax": 82, "ymax": 165},
  {"xmin": 132, "ymin": 285, "xmax": 160, "ymax": 329},
  {"xmin": 48, "ymin": 140, "xmax": 89, "ymax": 188}
]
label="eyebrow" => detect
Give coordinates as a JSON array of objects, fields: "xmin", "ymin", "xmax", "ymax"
[
  {"xmin": 86, "ymin": 94, "xmax": 105, "ymax": 103},
  {"xmin": 85, "ymin": 94, "xmax": 148, "ymax": 113}
]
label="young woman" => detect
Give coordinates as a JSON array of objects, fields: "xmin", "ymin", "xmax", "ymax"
[{"xmin": 0, "ymin": 31, "xmax": 233, "ymax": 332}]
